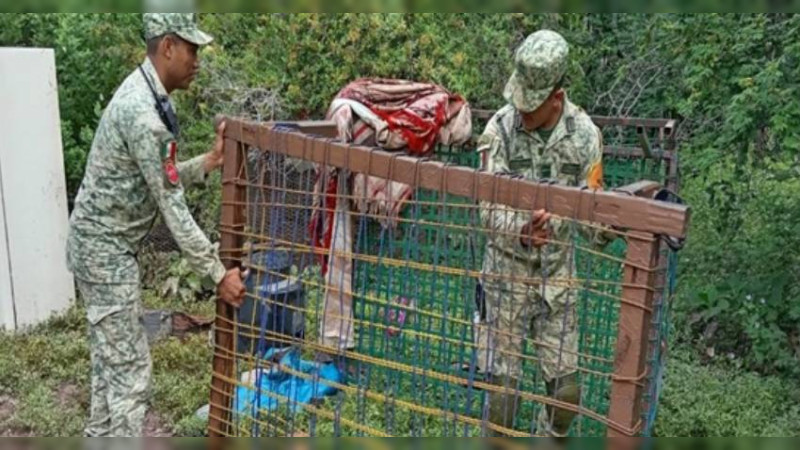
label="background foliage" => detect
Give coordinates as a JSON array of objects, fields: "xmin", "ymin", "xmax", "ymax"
[{"xmin": 2, "ymin": 13, "xmax": 799, "ymax": 435}]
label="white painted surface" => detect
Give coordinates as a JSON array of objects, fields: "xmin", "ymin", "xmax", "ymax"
[
  {"xmin": 0, "ymin": 47, "xmax": 75, "ymax": 331},
  {"xmin": 0, "ymin": 173, "xmax": 13, "ymax": 329}
]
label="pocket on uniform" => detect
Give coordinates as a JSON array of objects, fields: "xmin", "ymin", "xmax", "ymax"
[
  {"xmin": 540, "ymin": 284, "xmax": 576, "ymax": 320},
  {"xmin": 508, "ymin": 158, "xmax": 532, "ymax": 172},
  {"xmin": 86, "ymin": 305, "xmax": 128, "ymax": 326},
  {"xmin": 89, "ymin": 305, "xmax": 150, "ymax": 367},
  {"xmin": 78, "ymin": 281, "xmax": 140, "ymax": 325},
  {"xmin": 557, "ymin": 162, "xmax": 582, "ymax": 186}
]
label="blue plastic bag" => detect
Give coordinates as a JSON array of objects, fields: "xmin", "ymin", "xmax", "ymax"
[{"xmin": 234, "ymin": 348, "xmax": 342, "ymax": 415}]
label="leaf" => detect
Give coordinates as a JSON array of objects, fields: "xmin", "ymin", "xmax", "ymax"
[
  {"xmin": 186, "ymin": 275, "xmax": 201, "ymax": 293},
  {"xmin": 161, "ymin": 277, "xmax": 180, "ymax": 299},
  {"xmin": 179, "ymin": 288, "xmax": 193, "ymax": 304}
]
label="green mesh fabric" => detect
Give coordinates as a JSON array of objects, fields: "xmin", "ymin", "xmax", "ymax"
[
  {"xmin": 228, "ymin": 125, "xmax": 679, "ymax": 437},
  {"xmin": 347, "ymin": 143, "xmax": 675, "ymax": 436}
]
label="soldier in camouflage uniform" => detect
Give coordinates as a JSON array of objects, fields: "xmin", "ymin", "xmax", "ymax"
[
  {"xmin": 66, "ymin": 13, "xmax": 245, "ymax": 437},
  {"xmin": 475, "ymin": 30, "xmax": 610, "ymax": 437}
]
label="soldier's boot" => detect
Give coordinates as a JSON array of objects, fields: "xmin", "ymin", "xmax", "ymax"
[
  {"xmin": 539, "ymin": 373, "xmax": 581, "ymax": 440},
  {"xmin": 488, "ymin": 375, "xmax": 520, "ymax": 436}
]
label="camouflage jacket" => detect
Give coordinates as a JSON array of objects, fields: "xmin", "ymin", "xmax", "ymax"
[
  {"xmin": 66, "ymin": 58, "xmax": 226, "ymax": 286},
  {"xmin": 478, "ymin": 98, "xmax": 607, "ymax": 275}
]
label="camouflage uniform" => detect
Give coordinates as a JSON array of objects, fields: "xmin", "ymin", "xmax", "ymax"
[
  {"xmin": 66, "ymin": 14, "xmax": 219, "ymax": 437},
  {"xmin": 475, "ymin": 30, "xmax": 608, "ymax": 437}
]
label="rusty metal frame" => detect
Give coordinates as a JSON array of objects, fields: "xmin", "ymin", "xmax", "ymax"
[
  {"xmin": 209, "ymin": 116, "xmax": 690, "ymax": 437},
  {"xmin": 221, "ymin": 118, "xmax": 688, "ymax": 238},
  {"xmin": 209, "ymin": 137, "xmax": 246, "ymax": 437},
  {"xmin": 475, "ymin": 109, "xmax": 682, "ymax": 435},
  {"xmin": 608, "ymin": 231, "xmax": 661, "ymax": 437}
]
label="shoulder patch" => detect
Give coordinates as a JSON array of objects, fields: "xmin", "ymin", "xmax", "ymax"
[
  {"xmin": 566, "ymin": 116, "xmax": 576, "ymax": 133},
  {"xmin": 162, "ymin": 140, "xmax": 180, "ymax": 187},
  {"xmin": 161, "ymin": 139, "xmax": 177, "ymax": 160},
  {"xmin": 164, "ymin": 160, "xmax": 180, "ymax": 186}
]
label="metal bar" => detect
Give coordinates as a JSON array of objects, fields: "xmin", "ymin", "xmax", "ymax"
[
  {"xmin": 636, "ymin": 126, "xmax": 653, "ymax": 159},
  {"xmin": 603, "ymin": 146, "xmax": 673, "ymax": 161},
  {"xmin": 208, "ymin": 137, "xmax": 246, "ymax": 437},
  {"xmin": 646, "ymin": 120, "xmax": 680, "ymax": 432},
  {"xmin": 271, "ymin": 120, "xmax": 339, "ymax": 138},
  {"xmin": 222, "ymin": 117, "xmax": 690, "ymax": 239},
  {"xmin": 611, "ymin": 180, "xmax": 668, "ymax": 434},
  {"xmin": 471, "ymin": 109, "xmax": 677, "ymax": 131},
  {"xmin": 613, "ymin": 181, "xmax": 661, "ymax": 199},
  {"xmin": 665, "ymin": 127, "xmax": 680, "ymax": 194},
  {"xmin": 607, "ymin": 231, "xmax": 661, "ymax": 437},
  {"xmin": 215, "ymin": 115, "xmax": 339, "ymax": 140},
  {"xmin": 591, "ymin": 116, "xmax": 677, "ymax": 130}
]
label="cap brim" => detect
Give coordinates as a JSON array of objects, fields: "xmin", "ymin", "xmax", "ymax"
[
  {"xmin": 503, "ymin": 70, "xmax": 551, "ymax": 113},
  {"xmin": 176, "ymin": 29, "xmax": 213, "ymax": 46}
]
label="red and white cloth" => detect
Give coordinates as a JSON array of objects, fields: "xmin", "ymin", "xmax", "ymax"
[{"xmin": 309, "ymin": 78, "xmax": 472, "ymax": 351}]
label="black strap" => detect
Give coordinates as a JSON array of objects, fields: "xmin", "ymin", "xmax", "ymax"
[
  {"xmin": 496, "ymin": 114, "xmax": 513, "ymax": 164},
  {"xmin": 138, "ymin": 65, "xmax": 180, "ymax": 138},
  {"xmin": 654, "ymin": 189, "xmax": 687, "ymax": 251}
]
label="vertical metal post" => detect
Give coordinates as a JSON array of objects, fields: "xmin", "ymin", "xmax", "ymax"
[
  {"xmin": 208, "ymin": 138, "xmax": 246, "ymax": 437},
  {"xmin": 608, "ymin": 231, "xmax": 660, "ymax": 437}
]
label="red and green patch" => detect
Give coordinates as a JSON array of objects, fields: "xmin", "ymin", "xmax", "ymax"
[{"xmin": 162, "ymin": 140, "xmax": 180, "ymax": 186}]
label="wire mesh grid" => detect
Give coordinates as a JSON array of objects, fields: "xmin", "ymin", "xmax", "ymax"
[{"xmin": 209, "ymin": 118, "xmax": 683, "ymax": 438}]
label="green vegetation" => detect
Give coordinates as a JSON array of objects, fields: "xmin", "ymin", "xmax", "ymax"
[
  {"xmin": 1, "ymin": 302, "xmax": 797, "ymax": 436},
  {"xmin": 0, "ymin": 296, "xmax": 214, "ymax": 436},
  {"xmin": 1, "ymin": 13, "xmax": 799, "ymax": 436}
]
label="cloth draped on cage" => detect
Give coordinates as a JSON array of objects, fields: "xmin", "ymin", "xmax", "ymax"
[{"xmin": 307, "ymin": 78, "xmax": 473, "ymax": 351}]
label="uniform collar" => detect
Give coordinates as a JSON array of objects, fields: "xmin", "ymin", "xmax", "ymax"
[
  {"xmin": 514, "ymin": 94, "xmax": 577, "ymax": 146},
  {"xmin": 141, "ymin": 57, "xmax": 170, "ymax": 98},
  {"xmin": 546, "ymin": 98, "xmax": 577, "ymax": 147}
]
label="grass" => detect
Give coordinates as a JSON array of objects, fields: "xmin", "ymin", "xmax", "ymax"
[
  {"xmin": 0, "ymin": 289, "xmax": 215, "ymax": 437},
  {"xmin": 655, "ymin": 349, "xmax": 800, "ymax": 437},
  {"xmin": 0, "ymin": 288, "xmax": 798, "ymax": 436},
  {"xmin": 230, "ymin": 263, "xmax": 800, "ymax": 437}
]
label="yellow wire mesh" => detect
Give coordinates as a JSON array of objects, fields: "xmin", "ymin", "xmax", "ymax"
[{"xmin": 209, "ymin": 135, "xmax": 673, "ymax": 437}]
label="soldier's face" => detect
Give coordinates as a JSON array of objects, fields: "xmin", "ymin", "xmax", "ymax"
[
  {"xmin": 521, "ymin": 89, "xmax": 565, "ymax": 130},
  {"xmin": 165, "ymin": 35, "xmax": 200, "ymax": 90}
]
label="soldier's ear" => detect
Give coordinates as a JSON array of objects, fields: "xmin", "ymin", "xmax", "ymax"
[
  {"xmin": 162, "ymin": 34, "xmax": 177, "ymax": 60},
  {"xmin": 552, "ymin": 89, "xmax": 565, "ymax": 103}
]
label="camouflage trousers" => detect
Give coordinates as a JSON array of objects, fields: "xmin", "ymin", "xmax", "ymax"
[
  {"xmin": 77, "ymin": 279, "xmax": 152, "ymax": 437},
  {"xmin": 474, "ymin": 264, "xmax": 578, "ymax": 381}
]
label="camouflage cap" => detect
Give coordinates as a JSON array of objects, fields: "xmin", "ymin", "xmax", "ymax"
[
  {"xmin": 503, "ymin": 30, "xmax": 568, "ymax": 113},
  {"xmin": 143, "ymin": 13, "xmax": 213, "ymax": 46}
]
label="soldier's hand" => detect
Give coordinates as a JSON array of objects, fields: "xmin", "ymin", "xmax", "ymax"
[
  {"xmin": 520, "ymin": 209, "xmax": 551, "ymax": 249},
  {"xmin": 218, "ymin": 267, "xmax": 246, "ymax": 307},
  {"xmin": 204, "ymin": 120, "xmax": 226, "ymax": 173}
]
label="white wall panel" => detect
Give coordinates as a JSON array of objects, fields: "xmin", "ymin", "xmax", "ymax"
[{"xmin": 0, "ymin": 48, "xmax": 75, "ymax": 331}]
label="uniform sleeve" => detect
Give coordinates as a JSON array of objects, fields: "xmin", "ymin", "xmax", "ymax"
[
  {"xmin": 478, "ymin": 121, "xmax": 531, "ymax": 252},
  {"xmin": 128, "ymin": 119, "xmax": 227, "ymax": 286},
  {"xmin": 176, "ymin": 154, "xmax": 208, "ymax": 188},
  {"xmin": 583, "ymin": 125, "xmax": 604, "ymax": 190},
  {"xmin": 579, "ymin": 125, "xmax": 616, "ymax": 248}
]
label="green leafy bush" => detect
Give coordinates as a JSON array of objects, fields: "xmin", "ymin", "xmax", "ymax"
[
  {"xmin": 656, "ymin": 352, "xmax": 800, "ymax": 436},
  {"xmin": 3, "ymin": 13, "xmax": 800, "ymax": 378}
]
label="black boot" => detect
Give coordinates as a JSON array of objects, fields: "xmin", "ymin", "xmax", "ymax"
[
  {"xmin": 542, "ymin": 372, "xmax": 581, "ymax": 439},
  {"xmin": 488, "ymin": 374, "xmax": 520, "ymax": 436}
]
